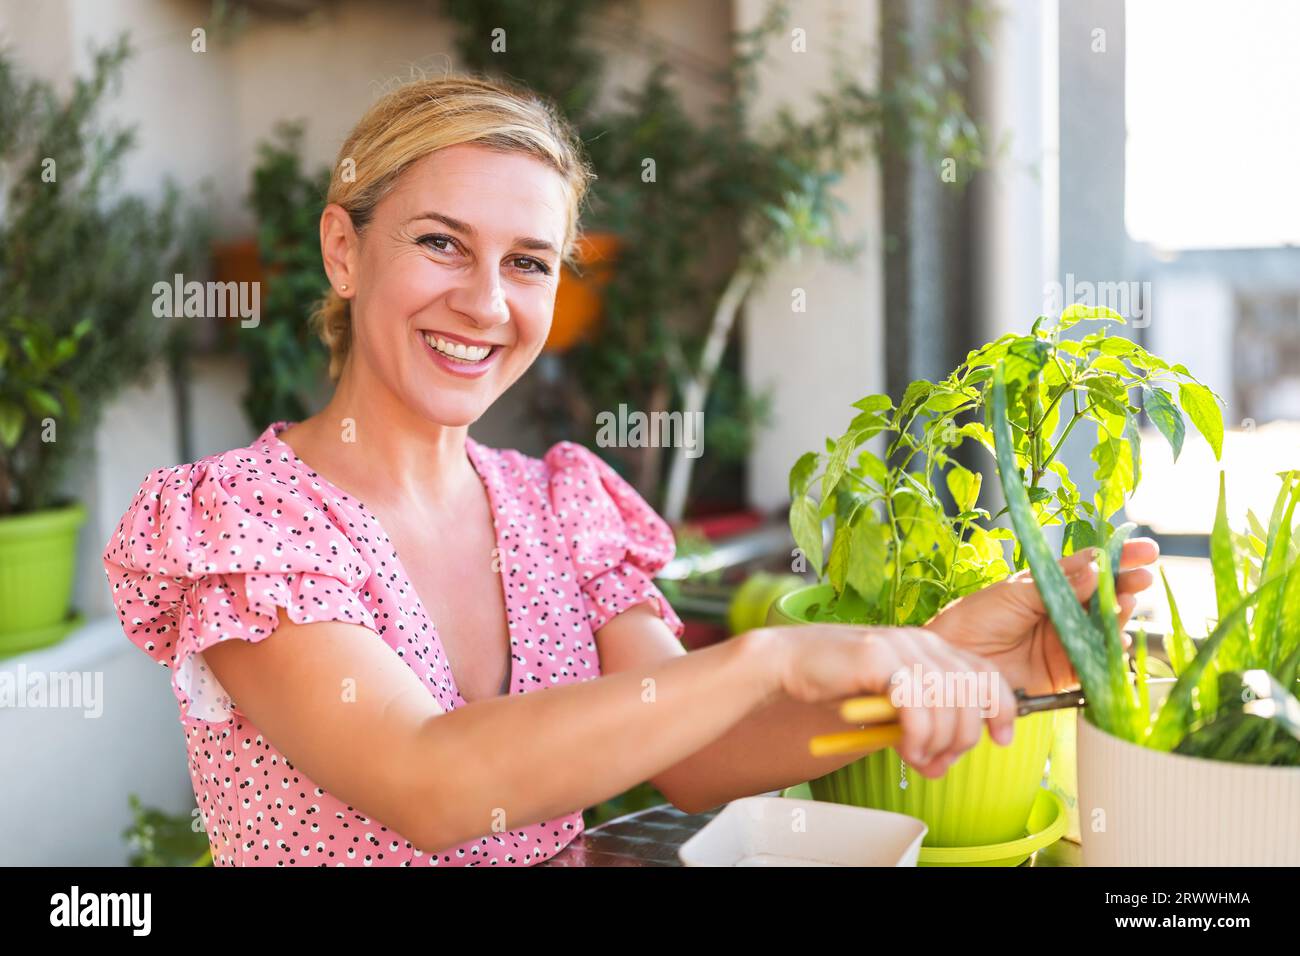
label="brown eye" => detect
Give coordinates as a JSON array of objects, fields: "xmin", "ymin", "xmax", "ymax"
[
  {"xmin": 512, "ymin": 256, "xmax": 551, "ymax": 275},
  {"xmin": 417, "ymin": 234, "xmax": 456, "ymax": 253}
]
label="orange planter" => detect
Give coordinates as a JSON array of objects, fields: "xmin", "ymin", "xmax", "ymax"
[
  {"xmin": 212, "ymin": 237, "xmax": 265, "ymax": 287},
  {"xmin": 546, "ymin": 231, "xmax": 620, "ymax": 352}
]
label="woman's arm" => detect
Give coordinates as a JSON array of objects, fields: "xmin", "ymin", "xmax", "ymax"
[
  {"xmin": 598, "ymin": 605, "xmax": 991, "ymax": 813},
  {"xmin": 202, "ymin": 606, "xmax": 771, "ymax": 853},
  {"xmin": 202, "ymin": 606, "xmax": 1011, "ymax": 853}
]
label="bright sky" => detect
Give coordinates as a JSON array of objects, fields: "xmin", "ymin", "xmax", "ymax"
[{"xmin": 1125, "ymin": 0, "xmax": 1300, "ymax": 250}]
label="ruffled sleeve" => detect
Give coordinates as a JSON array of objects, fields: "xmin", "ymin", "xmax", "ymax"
[
  {"xmin": 544, "ymin": 442, "xmax": 684, "ymax": 638},
  {"xmin": 101, "ymin": 458, "xmax": 377, "ymax": 723}
]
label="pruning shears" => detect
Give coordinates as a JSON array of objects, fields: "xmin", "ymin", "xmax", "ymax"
[{"xmin": 808, "ymin": 688, "xmax": 1086, "ymax": 757}]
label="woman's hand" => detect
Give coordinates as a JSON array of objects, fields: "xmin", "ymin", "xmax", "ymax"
[
  {"xmin": 927, "ymin": 538, "xmax": 1160, "ymax": 697},
  {"xmin": 761, "ymin": 624, "xmax": 1018, "ymax": 779}
]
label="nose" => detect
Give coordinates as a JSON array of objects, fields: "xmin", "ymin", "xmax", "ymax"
[{"xmin": 446, "ymin": 260, "xmax": 510, "ymax": 330}]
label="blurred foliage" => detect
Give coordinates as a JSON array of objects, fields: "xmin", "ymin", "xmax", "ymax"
[
  {"xmin": 582, "ymin": 780, "xmax": 668, "ymax": 830},
  {"xmin": 238, "ymin": 121, "xmax": 332, "ymax": 430},
  {"xmin": 0, "ymin": 36, "xmax": 206, "ymax": 516},
  {"xmin": 442, "ymin": 0, "xmax": 606, "ymax": 120},
  {"xmin": 442, "ymin": 0, "xmax": 994, "ymax": 510},
  {"xmin": 123, "ymin": 794, "xmax": 212, "ymax": 867}
]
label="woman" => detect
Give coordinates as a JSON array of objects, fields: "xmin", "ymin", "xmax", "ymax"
[{"xmin": 103, "ymin": 75, "xmax": 1156, "ymax": 866}]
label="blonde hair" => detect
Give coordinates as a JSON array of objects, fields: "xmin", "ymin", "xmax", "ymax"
[{"xmin": 311, "ymin": 73, "xmax": 595, "ymax": 381}]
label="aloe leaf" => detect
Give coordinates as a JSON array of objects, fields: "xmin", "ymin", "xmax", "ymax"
[
  {"xmin": 1160, "ymin": 567, "xmax": 1218, "ymax": 716},
  {"xmin": 1210, "ymin": 473, "xmax": 1251, "ymax": 672},
  {"xmin": 1134, "ymin": 629, "xmax": 1151, "ymax": 739},
  {"xmin": 1255, "ymin": 475, "xmax": 1298, "ymax": 672},
  {"xmin": 1094, "ymin": 531, "xmax": 1139, "ymax": 735},
  {"xmin": 1147, "ymin": 580, "xmax": 1279, "ymax": 751},
  {"xmin": 1278, "ymin": 561, "xmax": 1300, "ymax": 683},
  {"xmin": 992, "ymin": 364, "xmax": 1115, "ymax": 727}
]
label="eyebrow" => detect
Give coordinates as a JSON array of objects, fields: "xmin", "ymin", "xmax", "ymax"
[{"xmin": 407, "ymin": 211, "xmax": 559, "ymax": 256}]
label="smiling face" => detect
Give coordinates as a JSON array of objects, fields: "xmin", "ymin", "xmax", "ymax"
[{"xmin": 323, "ymin": 143, "xmax": 570, "ymax": 427}]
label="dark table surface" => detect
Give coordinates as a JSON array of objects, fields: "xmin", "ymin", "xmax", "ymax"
[{"xmin": 541, "ymin": 801, "xmax": 1081, "ymax": 866}]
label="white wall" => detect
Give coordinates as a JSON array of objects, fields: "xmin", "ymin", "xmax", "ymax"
[
  {"xmin": 0, "ymin": 620, "xmax": 193, "ymax": 865},
  {"xmin": 735, "ymin": 0, "xmax": 886, "ymax": 512}
]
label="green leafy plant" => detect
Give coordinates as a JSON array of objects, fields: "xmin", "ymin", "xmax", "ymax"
[
  {"xmin": 0, "ymin": 37, "xmax": 204, "ymax": 515},
  {"xmin": 787, "ymin": 307, "xmax": 1222, "ymax": 631},
  {"xmin": 237, "ymin": 121, "xmax": 332, "ymax": 430},
  {"xmin": 122, "ymin": 794, "xmax": 212, "ymax": 867}
]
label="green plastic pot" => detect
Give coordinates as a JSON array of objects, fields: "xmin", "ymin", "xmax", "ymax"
[
  {"xmin": 728, "ymin": 572, "xmax": 806, "ymax": 636},
  {"xmin": 1044, "ymin": 709, "xmax": 1079, "ymax": 842},
  {"xmin": 770, "ymin": 583, "xmax": 1056, "ymax": 847},
  {"xmin": 0, "ymin": 502, "xmax": 86, "ymax": 657}
]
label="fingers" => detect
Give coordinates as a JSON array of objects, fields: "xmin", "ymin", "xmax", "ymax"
[
  {"xmin": 1116, "ymin": 592, "xmax": 1137, "ymax": 633},
  {"xmin": 1058, "ymin": 537, "xmax": 1159, "ymax": 575},
  {"xmin": 883, "ymin": 630, "xmax": 1016, "ymax": 780},
  {"xmin": 1118, "ymin": 537, "xmax": 1159, "ymax": 569},
  {"xmin": 1115, "ymin": 567, "xmax": 1154, "ymax": 595},
  {"xmin": 860, "ymin": 634, "xmax": 932, "ymax": 768},
  {"xmin": 1061, "ymin": 557, "xmax": 1155, "ymax": 604}
]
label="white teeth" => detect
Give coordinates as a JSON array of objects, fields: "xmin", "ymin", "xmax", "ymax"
[{"xmin": 422, "ymin": 332, "xmax": 491, "ymax": 363}]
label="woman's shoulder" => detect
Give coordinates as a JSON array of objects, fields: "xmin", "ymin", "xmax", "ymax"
[
  {"xmin": 471, "ymin": 436, "xmax": 676, "ymax": 563},
  {"xmin": 127, "ymin": 422, "xmax": 298, "ymax": 498},
  {"xmin": 469, "ymin": 437, "xmax": 633, "ymax": 504},
  {"xmin": 103, "ymin": 422, "xmax": 357, "ymax": 579}
]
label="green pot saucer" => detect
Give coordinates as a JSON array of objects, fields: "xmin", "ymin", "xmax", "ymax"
[
  {"xmin": 779, "ymin": 784, "xmax": 1067, "ymax": 867},
  {"xmin": 0, "ymin": 612, "xmax": 85, "ymax": 660}
]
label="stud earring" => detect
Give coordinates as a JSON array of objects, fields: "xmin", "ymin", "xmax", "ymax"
[{"xmin": 340, "ymin": 283, "xmax": 349, "ymax": 291}]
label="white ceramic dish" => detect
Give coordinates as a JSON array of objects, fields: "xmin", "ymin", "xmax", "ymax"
[{"xmin": 679, "ymin": 796, "xmax": 927, "ymax": 867}]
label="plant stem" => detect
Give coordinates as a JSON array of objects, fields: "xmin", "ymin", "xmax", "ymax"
[
  {"xmin": 1039, "ymin": 402, "xmax": 1095, "ymax": 474},
  {"xmin": 661, "ymin": 264, "xmax": 757, "ymax": 524}
]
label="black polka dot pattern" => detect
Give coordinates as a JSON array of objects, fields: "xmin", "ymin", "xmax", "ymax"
[{"xmin": 100, "ymin": 421, "xmax": 684, "ymax": 866}]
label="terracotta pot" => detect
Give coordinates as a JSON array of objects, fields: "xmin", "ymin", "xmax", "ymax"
[
  {"xmin": 546, "ymin": 232, "xmax": 620, "ymax": 353},
  {"xmin": 211, "ymin": 237, "xmax": 265, "ymax": 287}
]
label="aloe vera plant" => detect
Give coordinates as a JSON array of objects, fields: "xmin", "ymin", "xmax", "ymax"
[
  {"xmin": 1162, "ymin": 471, "xmax": 1300, "ymax": 764},
  {"xmin": 992, "ymin": 364, "xmax": 1298, "ymax": 761}
]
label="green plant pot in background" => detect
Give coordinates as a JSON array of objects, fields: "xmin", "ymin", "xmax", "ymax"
[
  {"xmin": 728, "ymin": 572, "xmax": 807, "ymax": 636},
  {"xmin": 770, "ymin": 584, "xmax": 1056, "ymax": 847},
  {"xmin": 0, "ymin": 502, "xmax": 86, "ymax": 657}
]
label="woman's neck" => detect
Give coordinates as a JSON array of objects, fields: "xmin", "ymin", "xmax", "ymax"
[{"xmin": 285, "ymin": 359, "xmax": 478, "ymax": 511}]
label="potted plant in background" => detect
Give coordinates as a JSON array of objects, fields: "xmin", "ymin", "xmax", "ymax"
[
  {"xmin": 776, "ymin": 307, "xmax": 1224, "ymax": 861},
  {"xmin": 544, "ymin": 232, "xmax": 621, "ymax": 354},
  {"xmin": 123, "ymin": 795, "xmax": 212, "ymax": 867},
  {"xmin": 0, "ymin": 38, "xmax": 204, "ymax": 656},
  {"xmin": 235, "ymin": 121, "xmax": 333, "ymax": 431}
]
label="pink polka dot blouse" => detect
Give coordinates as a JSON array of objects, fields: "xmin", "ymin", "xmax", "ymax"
[{"xmin": 102, "ymin": 421, "xmax": 684, "ymax": 866}]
